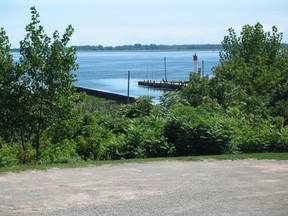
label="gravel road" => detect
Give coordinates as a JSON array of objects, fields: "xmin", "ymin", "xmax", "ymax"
[{"xmin": 0, "ymin": 160, "xmax": 287, "ymax": 216}]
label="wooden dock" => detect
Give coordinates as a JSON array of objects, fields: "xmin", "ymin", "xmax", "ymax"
[{"xmin": 138, "ymin": 80, "xmax": 188, "ymax": 90}]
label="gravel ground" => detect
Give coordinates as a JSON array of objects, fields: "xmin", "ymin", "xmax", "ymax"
[{"xmin": 0, "ymin": 160, "xmax": 288, "ymax": 216}]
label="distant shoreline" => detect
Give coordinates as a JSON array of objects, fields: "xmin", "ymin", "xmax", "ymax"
[
  {"xmin": 12, "ymin": 48, "xmax": 222, "ymax": 53},
  {"xmin": 74, "ymin": 44, "xmax": 222, "ymax": 52},
  {"xmin": 11, "ymin": 43, "xmax": 287, "ymax": 52},
  {"xmin": 10, "ymin": 44, "xmax": 222, "ymax": 52},
  {"xmin": 75, "ymin": 49, "xmax": 222, "ymax": 53}
]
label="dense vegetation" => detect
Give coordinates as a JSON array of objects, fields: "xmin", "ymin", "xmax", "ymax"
[{"xmin": 0, "ymin": 8, "xmax": 287, "ymax": 167}]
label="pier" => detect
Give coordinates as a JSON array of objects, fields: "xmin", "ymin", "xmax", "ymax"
[{"xmin": 138, "ymin": 80, "xmax": 188, "ymax": 90}]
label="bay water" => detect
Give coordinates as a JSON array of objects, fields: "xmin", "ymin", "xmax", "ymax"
[
  {"xmin": 74, "ymin": 50, "xmax": 220, "ymax": 100},
  {"xmin": 13, "ymin": 50, "xmax": 220, "ymax": 100}
]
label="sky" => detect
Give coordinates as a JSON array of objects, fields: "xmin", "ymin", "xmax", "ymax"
[{"xmin": 1, "ymin": 0, "xmax": 288, "ymax": 48}]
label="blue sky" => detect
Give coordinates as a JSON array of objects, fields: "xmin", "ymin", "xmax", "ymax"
[{"xmin": 1, "ymin": 0, "xmax": 287, "ymax": 47}]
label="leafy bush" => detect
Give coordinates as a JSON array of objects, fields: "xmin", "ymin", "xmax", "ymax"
[
  {"xmin": 74, "ymin": 113, "xmax": 106, "ymax": 160},
  {"xmin": 234, "ymin": 126, "xmax": 271, "ymax": 153},
  {"xmin": 159, "ymin": 90, "xmax": 187, "ymax": 112},
  {"xmin": 120, "ymin": 96, "xmax": 154, "ymax": 118},
  {"xmin": 41, "ymin": 139, "xmax": 80, "ymax": 163},
  {"xmin": 100, "ymin": 134, "xmax": 125, "ymax": 160},
  {"xmin": 100, "ymin": 113, "xmax": 129, "ymax": 134},
  {"xmin": 268, "ymin": 82, "xmax": 288, "ymax": 126},
  {"xmin": 17, "ymin": 143, "xmax": 36, "ymax": 164},
  {"xmin": 277, "ymin": 127, "xmax": 288, "ymax": 152},
  {"xmin": 0, "ymin": 141, "xmax": 36, "ymax": 166},
  {"xmin": 164, "ymin": 106, "xmax": 237, "ymax": 156},
  {"xmin": 232, "ymin": 116, "xmax": 288, "ymax": 153},
  {"xmin": 119, "ymin": 115, "xmax": 170, "ymax": 159},
  {"xmin": 267, "ymin": 127, "xmax": 288, "ymax": 152},
  {"xmin": 0, "ymin": 144, "xmax": 18, "ymax": 167}
]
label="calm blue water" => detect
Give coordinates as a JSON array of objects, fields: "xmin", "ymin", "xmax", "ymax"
[
  {"xmin": 13, "ymin": 51, "xmax": 220, "ymax": 100},
  {"xmin": 74, "ymin": 51, "xmax": 220, "ymax": 99}
]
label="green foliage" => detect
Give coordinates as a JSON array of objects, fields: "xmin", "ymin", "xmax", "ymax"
[
  {"xmin": 0, "ymin": 142, "xmax": 36, "ymax": 167},
  {"xmin": 214, "ymin": 23, "xmax": 284, "ymax": 101},
  {"xmin": 119, "ymin": 115, "xmax": 170, "ymax": 158},
  {"xmin": 75, "ymin": 113, "xmax": 104, "ymax": 160},
  {"xmin": 268, "ymin": 82, "xmax": 288, "ymax": 125},
  {"xmin": 164, "ymin": 106, "xmax": 237, "ymax": 156},
  {"xmin": 0, "ymin": 7, "xmax": 78, "ymax": 160},
  {"xmin": 181, "ymin": 22, "xmax": 287, "ymax": 129},
  {"xmin": 220, "ymin": 23, "xmax": 282, "ymax": 64},
  {"xmin": 267, "ymin": 127, "xmax": 288, "ymax": 152},
  {"xmin": 233, "ymin": 117, "xmax": 288, "ymax": 153},
  {"xmin": 72, "ymin": 111, "xmax": 124, "ymax": 161},
  {"xmin": 99, "ymin": 134, "xmax": 125, "ymax": 160},
  {"xmin": 0, "ymin": 28, "xmax": 31, "ymax": 147},
  {"xmin": 159, "ymin": 90, "xmax": 187, "ymax": 112},
  {"xmin": 19, "ymin": 7, "xmax": 78, "ymax": 159},
  {"xmin": 17, "ymin": 143, "xmax": 36, "ymax": 164},
  {"xmin": 120, "ymin": 96, "xmax": 154, "ymax": 118},
  {"xmin": 0, "ymin": 145, "xmax": 18, "ymax": 167},
  {"xmin": 41, "ymin": 139, "xmax": 80, "ymax": 163},
  {"xmin": 182, "ymin": 73, "xmax": 211, "ymax": 107}
]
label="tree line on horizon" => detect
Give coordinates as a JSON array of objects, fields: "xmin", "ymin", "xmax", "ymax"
[
  {"xmin": 12, "ymin": 43, "xmax": 222, "ymax": 52},
  {"xmin": 75, "ymin": 44, "xmax": 223, "ymax": 51},
  {"xmin": 12, "ymin": 43, "xmax": 288, "ymax": 52}
]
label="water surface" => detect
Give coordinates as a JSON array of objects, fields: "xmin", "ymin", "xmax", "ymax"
[
  {"xmin": 13, "ymin": 51, "xmax": 220, "ymax": 100},
  {"xmin": 75, "ymin": 51, "xmax": 220, "ymax": 99}
]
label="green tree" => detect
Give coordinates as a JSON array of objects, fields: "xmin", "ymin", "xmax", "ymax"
[
  {"xmin": 220, "ymin": 22, "xmax": 283, "ymax": 65},
  {"xmin": 268, "ymin": 82, "xmax": 288, "ymax": 125},
  {"xmin": 208, "ymin": 23, "xmax": 285, "ymax": 113},
  {"xmin": 182, "ymin": 72, "xmax": 211, "ymax": 107},
  {"xmin": 216, "ymin": 23, "xmax": 283, "ymax": 97},
  {"xmin": 181, "ymin": 22, "xmax": 286, "ymax": 123},
  {"xmin": 19, "ymin": 7, "xmax": 78, "ymax": 159},
  {"xmin": 0, "ymin": 28, "xmax": 31, "ymax": 150},
  {"xmin": 0, "ymin": 28, "xmax": 15, "ymax": 141}
]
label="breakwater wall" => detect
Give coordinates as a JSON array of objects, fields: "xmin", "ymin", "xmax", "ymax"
[
  {"xmin": 75, "ymin": 86, "xmax": 135, "ymax": 104},
  {"xmin": 138, "ymin": 80, "xmax": 188, "ymax": 90}
]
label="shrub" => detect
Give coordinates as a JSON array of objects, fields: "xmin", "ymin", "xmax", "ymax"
[
  {"xmin": 0, "ymin": 142, "xmax": 37, "ymax": 166},
  {"xmin": 0, "ymin": 144, "xmax": 18, "ymax": 167},
  {"xmin": 17, "ymin": 143, "xmax": 36, "ymax": 164},
  {"xmin": 233, "ymin": 116, "xmax": 288, "ymax": 153},
  {"xmin": 100, "ymin": 134, "xmax": 125, "ymax": 160},
  {"xmin": 164, "ymin": 106, "xmax": 237, "ymax": 156},
  {"xmin": 234, "ymin": 126, "xmax": 271, "ymax": 153},
  {"xmin": 41, "ymin": 139, "xmax": 80, "ymax": 163},
  {"xmin": 75, "ymin": 134, "xmax": 102, "ymax": 160},
  {"xmin": 74, "ymin": 112, "xmax": 103, "ymax": 160},
  {"xmin": 267, "ymin": 128, "xmax": 288, "ymax": 152},
  {"xmin": 120, "ymin": 96, "xmax": 154, "ymax": 118},
  {"xmin": 119, "ymin": 115, "xmax": 170, "ymax": 159}
]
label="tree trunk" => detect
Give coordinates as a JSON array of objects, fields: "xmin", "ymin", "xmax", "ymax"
[
  {"xmin": 35, "ymin": 89, "xmax": 44, "ymax": 161},
  {"xmin": 20, "ymin": 126, "xmax": 26, "ymax": 151}
]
